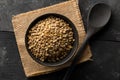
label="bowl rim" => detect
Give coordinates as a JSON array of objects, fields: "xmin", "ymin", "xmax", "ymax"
[{"xmin": 25, "ymin": 13, "xmax": 79, "ymax": 66}]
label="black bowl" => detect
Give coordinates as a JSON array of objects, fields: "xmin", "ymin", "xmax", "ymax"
[{"xmin": 25, "ymin": 13, "xmax": 78, "ymax": 66}]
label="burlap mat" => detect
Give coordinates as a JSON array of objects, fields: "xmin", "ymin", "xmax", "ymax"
[{"xmin": 12, "ymin": 0, "xmax": 92, "ymax": 77}]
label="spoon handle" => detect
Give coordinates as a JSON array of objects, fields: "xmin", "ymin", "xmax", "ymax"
[{"xmin": 63, "ymin": 36, "xmax": 88, "ymax": 80}]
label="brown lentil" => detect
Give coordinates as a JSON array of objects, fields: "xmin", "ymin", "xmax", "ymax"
[{"xmin": 27, "ymin": 16, "xmax": 75, "ymax": 63}]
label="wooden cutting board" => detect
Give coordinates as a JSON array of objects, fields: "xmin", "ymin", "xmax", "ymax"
[{"xmin": 12, "ymin": 0, "xmax": 92, "ymax": 77}]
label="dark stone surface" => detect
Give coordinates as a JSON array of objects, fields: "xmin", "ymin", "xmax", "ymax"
[
  {"xmin": 0, "ymin": 31, "xmax": 26, "ymax": 80},
  {"xmin": 0, "ymin": 0, "xmax": 120, "ymax": 80}
]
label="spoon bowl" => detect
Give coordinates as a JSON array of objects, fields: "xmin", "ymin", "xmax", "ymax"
[
  {"xmin": 87, "ymin": 3, "xmax": 111, "ymax": 37},
  {"xmin": 89, "ymin": 3, "xmax": 111, "ymax": 28}
]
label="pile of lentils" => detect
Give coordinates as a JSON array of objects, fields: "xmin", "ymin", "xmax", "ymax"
[{"xmin": 27, "ymin": 16, "xmax": 75, "ymax": 63}]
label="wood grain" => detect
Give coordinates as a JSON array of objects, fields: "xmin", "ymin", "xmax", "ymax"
[{"xmin": 12, "ymin": 0, "xmax": 92, "ymax": 77}]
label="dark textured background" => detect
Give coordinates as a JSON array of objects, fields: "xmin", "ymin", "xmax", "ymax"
[{"xmin": 0, "ymin": 0, "xmax": 120, "ymax": 80}]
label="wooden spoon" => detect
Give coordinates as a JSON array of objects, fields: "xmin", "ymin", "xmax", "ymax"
[{"xmin": 63, "ymin": 3, "xmax": 111, "ymax": 80}]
